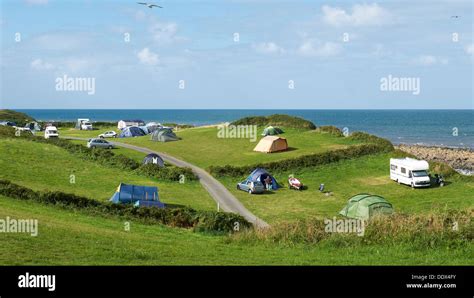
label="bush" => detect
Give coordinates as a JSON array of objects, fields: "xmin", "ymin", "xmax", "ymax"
[
  {"xmin": 0, "ymin": 180, "xmax": 250, "ymax": 233},
  {"xmin": 136, "ymin": 164, "xmax": 197, "ymax": 181},
  {"xmin": 231, "ymin": 114, "xmax": 316, "ymax": 130},
  {"xmin": 316, "ymin": 126, "xmax": 344, "ymax": 137},
  {"xmin": 0, "ymin": 126, "xmax": 16, "ymax": 137}
]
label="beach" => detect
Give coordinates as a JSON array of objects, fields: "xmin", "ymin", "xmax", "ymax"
[{"xmin": 396, "ymin": 144, "xmax": 474, "ymax": 175}]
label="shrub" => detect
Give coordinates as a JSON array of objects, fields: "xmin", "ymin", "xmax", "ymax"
[
  {"xmin": 0, "ymin": 126, "xmax": 16, "ymax": 137},
  {"xmin": 316, "ymin": 126, "xmax": 344, "ymax": 137},
  {"xmin": 0, "ymin": 180, "xmax": 250, "ymax": 233},
  {"xmin": 231, "ymin": 114, "xmax": 316, "ymax": 130},
  {"xmin": 136, "ymin": 164, "xmax": 197, "ymax": 181}
]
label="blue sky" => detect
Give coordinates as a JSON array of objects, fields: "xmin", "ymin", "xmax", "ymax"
[{"xmin": 1, "ymin": 0, "xmax": 473, "ymax": 109}]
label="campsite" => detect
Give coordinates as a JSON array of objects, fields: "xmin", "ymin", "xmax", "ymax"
[{"xmin": 0, "ymin": 110, "xmax": 472, "ymax": 265}]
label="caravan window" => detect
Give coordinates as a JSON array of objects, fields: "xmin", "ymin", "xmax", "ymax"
[
  {"xmin": 390, "ymin": 164, "xmax": 397, "ymax": 171},
  {"xmin": 401, "ymin": 167, "xmax": 406, "ymax": 174}
]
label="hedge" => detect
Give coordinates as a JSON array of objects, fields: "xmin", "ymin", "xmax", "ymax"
[
  {"xmin": 0, "ymin": 179, "xmax": 251, "ymax": 233},
  {"xmin": 209, "ymin": 132, "xmax": 394, "ymax": 177}
]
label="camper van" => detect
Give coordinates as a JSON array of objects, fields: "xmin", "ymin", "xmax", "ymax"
[
  {"xmin": 44, "ymin": 126, "xmax": 59, "ymax": 139},
  {"xmin": 390, "ymin": 158, "xmax": 431, "ymax": 188},
  {"xmin": 76, "ymin": 118, "xmax": 93, "ymax": 130}
]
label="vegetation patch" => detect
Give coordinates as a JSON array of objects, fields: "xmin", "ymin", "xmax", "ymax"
[
  {"xmin": 232, "ymin": 210, "xmax": 472, "ymax": 249},
  {"xmin": 0, "ymin": 128, "xmax": 197, "ymax": 182},
  {"xmin": 0, "ymin": 109, "xmax": 36, "ymax": 126},
  {"xmin": 231, "ymin": 114, "xmax": 316, "ymax": 130},
  {"xmin": 0, "ymin": 179, "xmax": 250, "ymax": 233},
  {"xmin": 209, "ymin": 133, "xmax": 393, "ymax": 177}
]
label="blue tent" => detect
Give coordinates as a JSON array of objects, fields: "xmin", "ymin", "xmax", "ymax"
[
  {"xmin": 109, "ymin": 183, "xmax": 164, "ymax": 208},
  {"xmin": 247, "ymin": 168, "xmax": 279, "ymax": 190},
  {"xmin": 119, "ymin": 126, "xmax": 146, "ymax": 138}
]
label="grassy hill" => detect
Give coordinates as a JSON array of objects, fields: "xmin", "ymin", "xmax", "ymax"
[
  {"xmin": 0, "ymin": 138, "xmax": 215, "ymax": 210},
  {"xmin": 0, "ymin": 109, "xmax": 35, "ymax": 125}
]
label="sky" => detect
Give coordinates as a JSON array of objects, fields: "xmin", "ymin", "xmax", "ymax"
[{"xmin": 0, "ymin": 0, "xmax": 473, "ymax": 109}]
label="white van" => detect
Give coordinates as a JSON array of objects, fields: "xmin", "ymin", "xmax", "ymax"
[
  {"xmin": 44, "ymin": 126, "xmax": 59, "ymax": 139},
  {"xmin": 81, "ymin": 121, "xmax": 93, "ymax": 130},
  {"xmin": 390, "ymin": 158, "xmax": 431, "ymax": 188}
]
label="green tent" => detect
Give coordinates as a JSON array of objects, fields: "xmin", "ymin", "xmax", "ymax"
[
  {"xmin": 339, "ymin": 193, "xmax": 393, "ymax": 220},
  {"xmin": 262, "ymin": 126, "xmax": 284, "ymax": 136},
  {"xmin": 150, "ymin": 128, "xmax": 180, "ymax": 142}
]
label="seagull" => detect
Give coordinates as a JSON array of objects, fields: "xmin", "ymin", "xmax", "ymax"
[
  {"xmin": 451, "ymin": 15, "xmax": 460, "ymax": 18},
  {"xmin": 137, "ymin": 2, "xmax": 163, "ymax": 9}
]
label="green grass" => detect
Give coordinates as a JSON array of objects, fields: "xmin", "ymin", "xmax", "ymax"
[
  {"xmin": 0, "ymin": 195, "xmax": 471, "ymax": 265},
  {"xmin": 222, "ymin": 153, "xmax": 474, "ymax": 224},
  {"xmin": 61, "ymin": 125, "xmax": 362, "ymax": 168},
  {"xmin": 0, "ymin": 138, "xmax": 215, "ymax": 211}
]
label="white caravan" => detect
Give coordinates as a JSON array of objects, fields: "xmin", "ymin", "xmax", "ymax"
[
  {"xmin": 76, "ymin": 118, "xmax": 93, "ymax": 130},
  {"xmin": 390, "ymin": 158, "xmax": 431, "ymax": 188},
  {"xmin": 44, "ymin": 126, "xmax": 59, "ymax": 139}
]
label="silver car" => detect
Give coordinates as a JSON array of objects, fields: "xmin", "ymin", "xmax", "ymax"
[{"xmin": 87, "ymin": 138, "xmax": 115, "ymax": 149}]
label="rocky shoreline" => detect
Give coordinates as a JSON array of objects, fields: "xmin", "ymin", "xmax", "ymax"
[{"xmin": 395, "ymin": 144, "xmax": 474, "ymax": 175}]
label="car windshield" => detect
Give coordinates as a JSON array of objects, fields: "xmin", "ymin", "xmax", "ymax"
[{"xmin": 412, "ymin": 170, "xmax": 428, "ymax": 177}]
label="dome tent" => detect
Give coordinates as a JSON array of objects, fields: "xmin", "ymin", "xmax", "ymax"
[
  {"xmin": 150, "ymin": 128, "xmax": 180, "ymax": 142},
  {"xmin": 262, "ymin": 126, "xmax": 284, "ymax": 136},
  {"xmin": 253, "ymin": 136, "xmax": 288, "ymax": 153},
  {"xmin": 247, "ymin": 168, "xmax": 279, "ymax": 190},
  {"xmin": 143, "ymin": 153, "xmax": 165, "ymax": 167},
  {"xmin": 339, "ymin": 193, "xmax": 393, "ymax": 220},
  {"xmin": 119, "ymin": 126, "xmax": 146, "ymax": 138},
  {"xmin": 109, "ymin": 183, "xmax": 165, "ymax": 208}
]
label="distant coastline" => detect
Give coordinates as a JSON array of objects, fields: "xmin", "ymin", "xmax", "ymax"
[{"xmin": 15, "ymin": 109, "xmax": 473, "ymax": 149}]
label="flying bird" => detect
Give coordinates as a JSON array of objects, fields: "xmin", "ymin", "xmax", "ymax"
[
  {"xmin": 451, "ymin": 15, "xmax": 460, "ymax": 18},
  {"xmin": 137, "ymin": 2, "xmax": 163, "ymax": 9}
]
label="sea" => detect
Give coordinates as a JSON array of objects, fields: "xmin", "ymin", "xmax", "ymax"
[{"xmin": 17, "ymin": 109, "xmax": 474, "ymax": 149}]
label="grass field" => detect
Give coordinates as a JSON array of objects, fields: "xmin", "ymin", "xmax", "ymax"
[
  {"xmin": 60, "ymin": 126, "xmax": 362, "ymax": 168},
  {"xmin": 0, "ymin": 195, "xmax": 472, "ymax": 265},
  {"xmin": 221, "ymin": 153, "xmax": 474, "ymax": 223},
  {"xmin": 2, "ymin": 126, "xmax": 472, "ymax": 265},
  {"xmin": 0, "ymin": 138, "xmax": 215, "ymax": 211}
]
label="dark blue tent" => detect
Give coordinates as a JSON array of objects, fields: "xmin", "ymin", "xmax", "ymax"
[
  {"xmin": 109, "ymin": 183, "xmax": 164, "ymax": 208},
  {"xmin": 143, "ymin": 153, "xmax": 165, "ymax": 167},
  {"xmin": 119, "ymin": 126, "xmax": 146, "ymax": 138},
  {"xmin": 247, "ymin": 168, "xmax": 279, "ymax": 190}
]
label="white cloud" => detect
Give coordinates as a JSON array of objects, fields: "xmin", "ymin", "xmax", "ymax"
[
  {"xmin": 322, "ymin": 3, "xmax": 391, "ymax": 27},
  {"xmin": 24, "ymin": 0, "xmax": 48, "ymax": 5},
  {"xmin": 32, "ymin": 33, "xmax": 92, "ymax": 51},
  {"xmin": 466, "ymin": 43, "xmax": 474, "ymax": 56},
  {"xmin": 415, "ymin": 55, "xmax": 448, "ymax": 66},
  {"xmin": 149, "ymin": 21, "xmax": 185, "ymax": 45},
  {"xmin": 298, "ymin": 40, "xmax": 342, "ymax": 57},
  {"xmin": 137, "ymin": 48, "xmax": 159, "ymax": 65},
  {"xmin": 30, "ymin": 59, "xmax": 54, "ymax": 70},
  {"xmin": 253, "ymin": 42, "xmax": 285, "ymax": 55}
]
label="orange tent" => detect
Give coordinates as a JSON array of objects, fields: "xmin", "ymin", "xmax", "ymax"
[{"xmin": 253, "ymin": 136, "xmax": 288, "ymax": 153}]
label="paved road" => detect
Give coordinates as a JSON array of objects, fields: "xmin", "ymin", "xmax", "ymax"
[{"xmin": 65, "ymin": 137, "xmax": 269, "ymax": 229}]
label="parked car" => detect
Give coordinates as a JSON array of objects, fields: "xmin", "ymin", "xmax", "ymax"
[
  {"xmin": 98, "ymin": 131, "xmax": 117, "ymax": 138},
  {"xmin": 87, "ymin": 138, "xmax": 115, "ymax": 149},
  {"xmin": 44, "ymin": 126, "xmax": 59, "ymax": 139},
  {"xmin": 236, "ymin": 179, "xmax": 265, "ymax": 194}
]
